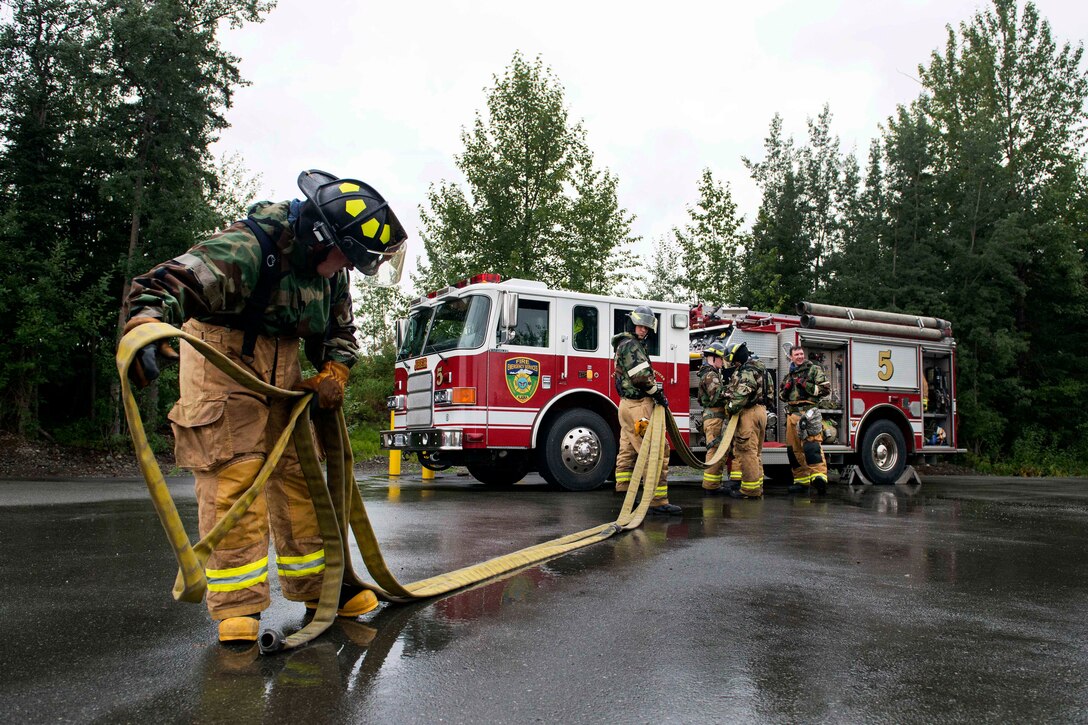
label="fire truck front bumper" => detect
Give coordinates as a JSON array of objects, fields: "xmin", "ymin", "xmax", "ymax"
[{"xmin": 380, "ymin": 428, "xmax": 463, "ymax": 451}]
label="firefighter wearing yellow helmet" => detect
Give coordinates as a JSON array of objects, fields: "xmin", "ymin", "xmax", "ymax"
[{"xmin": 122, "ymin": 170, "xmax": 407, "ymax": 643}]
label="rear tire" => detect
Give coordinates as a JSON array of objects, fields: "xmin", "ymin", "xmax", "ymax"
[
  {"xmin": 466, "ymin": 459, "xmax": 528, "ymax": 488},
  {"xmin": 859, "ymin": 420, "xmax": 907, "ymax": 485},
  {"xmin": 538, "ymin": 409, "xmax": 617, "ymax": 491}
]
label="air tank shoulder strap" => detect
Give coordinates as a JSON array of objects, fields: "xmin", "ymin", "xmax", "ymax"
[{"xmin": 238, "ymin": 217, "xmax": 283, "ymax": 361}]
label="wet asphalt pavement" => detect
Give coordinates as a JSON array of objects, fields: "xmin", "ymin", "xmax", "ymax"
[{"xmin": 1, "ymin": 471, "xmax": 1087, "ymax": 724}]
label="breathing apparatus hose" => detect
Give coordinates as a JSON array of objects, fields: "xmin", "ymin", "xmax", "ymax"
[{"xmin": 118, "ymin": 322, "xmax": 703, "ymax": 652}]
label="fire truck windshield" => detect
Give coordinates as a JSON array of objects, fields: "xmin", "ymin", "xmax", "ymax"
[
  {"xmin": 397, "ymin": 306, "xmax": 433, "ymax": 360},
  {"xmin": 397, "ymin": 295, "xmax": 492, "ymax": 360}
]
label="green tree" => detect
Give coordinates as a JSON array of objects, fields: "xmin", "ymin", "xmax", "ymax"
[
  {"xmin": 915, "ymin": 0, "xmax": 1088, "ymax": 458},
  {"xmin": 0, "ymin": 0, "xmax": 274, "ymax": 438},
  {"xmin": 673, "ymin": 168, "xmax": 745, "ymax": 304},
  {"xmin": 741, "ymin": 114, "xmax": 807, "ymax": 311},
  {"xmin": 639, "ymin": 235, "xmax": 687, "ymax": 304},
  {"xmin": 353, "ymin": 283, "xmax": 412, "ymax": 355},
  {"xmin": 796, "ymin": 104, "xmax": 847, "ymax": 292},
  {"xmin": 417, "ymin": 52, "xmax": 636, "ymax": 295}
]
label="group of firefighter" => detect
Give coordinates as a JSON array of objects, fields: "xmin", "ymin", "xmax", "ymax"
[{"xmin": 611, "ymin": 305, "xmax": 832, "ymax": 516}]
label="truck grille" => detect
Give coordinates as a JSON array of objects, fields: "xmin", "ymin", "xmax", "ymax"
[{"xmin": 406, "ymin": 371, "xmax": 433, "ymax": 428}]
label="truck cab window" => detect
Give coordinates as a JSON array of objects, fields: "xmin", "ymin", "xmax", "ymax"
[
  {"xmin": 504, "ymin": 299, "xmax": 550, "ymax": 347},
  {"xmin": 572, "ymin": 306, "xmax": 598, "ymax": 351}
]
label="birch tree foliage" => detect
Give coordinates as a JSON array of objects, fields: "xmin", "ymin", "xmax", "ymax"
[{"xmin": 417, "ymin": 52, "xmax": 637, "ymax": 295}]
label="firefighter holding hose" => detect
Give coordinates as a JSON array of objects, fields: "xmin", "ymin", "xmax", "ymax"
[
  {"xmin": 121, "ymin": 170, "xmax": 407, "ymax": 643},
  {"xmin": 611, "ymin": 306, "xmax": 681, "ymax": 515},
  {"xmin": 722, "ymin": 342, "xmax": 767, "ymax": 499},
  {"xmin": 696, "ymin": 341, "xmax": 730, "ymax": 493}
]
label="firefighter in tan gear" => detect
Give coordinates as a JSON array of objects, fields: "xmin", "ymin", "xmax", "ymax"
[
  {"xmin": 611, "ymin": 306, "xmax": 681, "ymax": 515},
  {"xmin": 123, "ymin": 170, "xmax": 407, "ymax": 643},
  {"xmin": 697, "ymin": 341, "xmax": 730, "ymax": 493},
  {"xmin": 779, "ymin": 343, "xmax": 832, "ymax": 494},
  {"xmin": 722, "ymin": 342, "xmax": 767, "ymax": 499}
]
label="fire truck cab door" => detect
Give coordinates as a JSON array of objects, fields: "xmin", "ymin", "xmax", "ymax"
[
  {"xmin": 555, "ymin": 298, "xmax": 610, "ymax": 394},
  {"xmin": 487, "ymin": 294, "xmax": 556, "ymax": 447}
]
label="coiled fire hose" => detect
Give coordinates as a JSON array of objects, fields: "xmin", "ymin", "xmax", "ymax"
[{"xmin": 118, "ymin": 322, "xmax": 734, "ymax": 654}]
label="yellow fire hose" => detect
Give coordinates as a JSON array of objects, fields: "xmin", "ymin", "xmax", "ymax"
[{"xmin": 117, "ymin": 322, "xmax": 734, "ymax": 653}]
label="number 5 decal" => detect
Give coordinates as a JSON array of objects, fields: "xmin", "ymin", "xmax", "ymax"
[{"xmin": 877, "ymin": 350, "xmax": 894, "ymax": 381}]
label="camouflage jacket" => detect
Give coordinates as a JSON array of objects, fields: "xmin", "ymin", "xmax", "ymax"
[
  {"xmin": 125, "ymin": 201, "xmax": 359, "ymax": 366},
  {"xmin": 779, "ymin": 360, "xmax": 830, "ymax": 411},
  {"xmin": 697, "ymin": 364, "xmax": 726, "ymax": 410},
  {"xmin": 724, "ymin": 358, "xmax": 766, "ymax": 416},
  {"xmin": 611, "ymin": 332, "xmax": 659, "ymax": 399}
]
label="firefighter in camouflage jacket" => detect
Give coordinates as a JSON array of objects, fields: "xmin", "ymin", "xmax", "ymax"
[
  {"xmin": 779, "ymin": 343, "xmax": 831, "ymax": 494},
  {"xmin": 122, "ymin": 170, "xmax": 407, "ymax": 643},
  {"xmin": 611, "ymin": 306, "xmax": 680, "ymax": 515},
  {"xmin": 722, "ymin": 342, "xmax": 767, "ymax": 498}
]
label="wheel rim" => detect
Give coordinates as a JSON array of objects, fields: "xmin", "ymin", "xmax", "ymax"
[
  {"xmin": 872, "ymin": 432, "xmax": 899, "ymax": 472},
  {"xmin": 560, "ymin": 426, "xmax": 601, "ymax": 474}
]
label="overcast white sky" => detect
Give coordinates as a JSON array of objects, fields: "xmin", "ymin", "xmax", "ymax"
[{"xmin": 212, "ymin": 0, "xmax": 1086, "ymax": 278}]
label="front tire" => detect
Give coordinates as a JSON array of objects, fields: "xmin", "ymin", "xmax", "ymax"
[
  {"xmin": 537, "ymin": 409, "xmax": 617, "ymax": 491},
  {"xmin": 859, "ymin": 419, "xmax": 907, "ymax": 485}
]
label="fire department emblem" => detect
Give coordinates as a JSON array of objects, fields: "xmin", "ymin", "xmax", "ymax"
[{"xmin": 505, "ymin": 357, "xmax": 540, "ymax": 404}]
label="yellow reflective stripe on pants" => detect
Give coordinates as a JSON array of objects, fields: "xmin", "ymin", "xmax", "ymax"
[
  {"xmin": 207, "ymin": 556, "xmax": 269, "ymax": 592},
  {"xmin": 793, "ymin": 473, "xmax": 815, "ymax": 485},
  {"xmin": 277, "ymin": 549, "xmax": 326, "ymax": 578},
  {"xmin": 703, "ymin": 473, "xmax": 723, "ymax": 483},
  {"xmin": 740, "ymin": 480, "xmax": 763, "ymax": 495},
  {"xmin": 615, "ymin": 471, "xmax": 632, "ymax": 484}
]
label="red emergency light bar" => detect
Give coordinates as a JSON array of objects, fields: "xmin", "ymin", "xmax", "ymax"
[
  {"xmin": 453, "ymin": 273, "xmax": 503, "ymax": 288},
  {"xmin": 426, "ymin": 273, "xmax": 504, "ymax": 298}
]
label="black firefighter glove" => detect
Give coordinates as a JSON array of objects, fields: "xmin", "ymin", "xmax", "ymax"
[
  {"xmin": 123, "ymin": 316, "xmax": 179, "ymax": 389},
  {"xmin": 650, "ymin": 387, "xmax": 669, "ymax": 408}
]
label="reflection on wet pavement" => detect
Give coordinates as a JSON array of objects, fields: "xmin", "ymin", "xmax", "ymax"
[{"xmin": 3, "ymin": 473, "xmax": 1087, "ymax": 722}]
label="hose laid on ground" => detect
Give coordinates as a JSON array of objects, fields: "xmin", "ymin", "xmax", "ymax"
[{"xmin": 117, "ymin": 322, "xmax": 687, "ymax": 652}]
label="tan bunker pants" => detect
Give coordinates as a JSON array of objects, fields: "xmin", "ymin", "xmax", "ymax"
[
  {"xmin": 732, "ymin": 404, "xmax": 766, "ymax": 497},
  {"xmin": 614, "ymin": 397, "xmax": 670, "ymax": 504},
  {"xmin": 786, "ymin": 408, "xmax": 827, "ymax": 487},
  {"xmin": 169, "ymin": 320, "xmax": 324, "ymax": 620},
  {"xmin": 701, "ymin": 410, "xmax": 726, "ymax": 490}
]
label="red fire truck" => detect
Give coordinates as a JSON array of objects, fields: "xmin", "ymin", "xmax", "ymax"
[{"xmin": 380, "ymin": 275, "xmax": 960, "ymax": 489}]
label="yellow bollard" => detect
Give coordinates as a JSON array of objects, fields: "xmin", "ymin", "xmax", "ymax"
[
  {"xmin": 388, "ymin": 411, "xmax": 401, "ymax": 476},
  {"xmin": 422, "ymin": 464, "xmax": 435, "ymax": 481}
]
